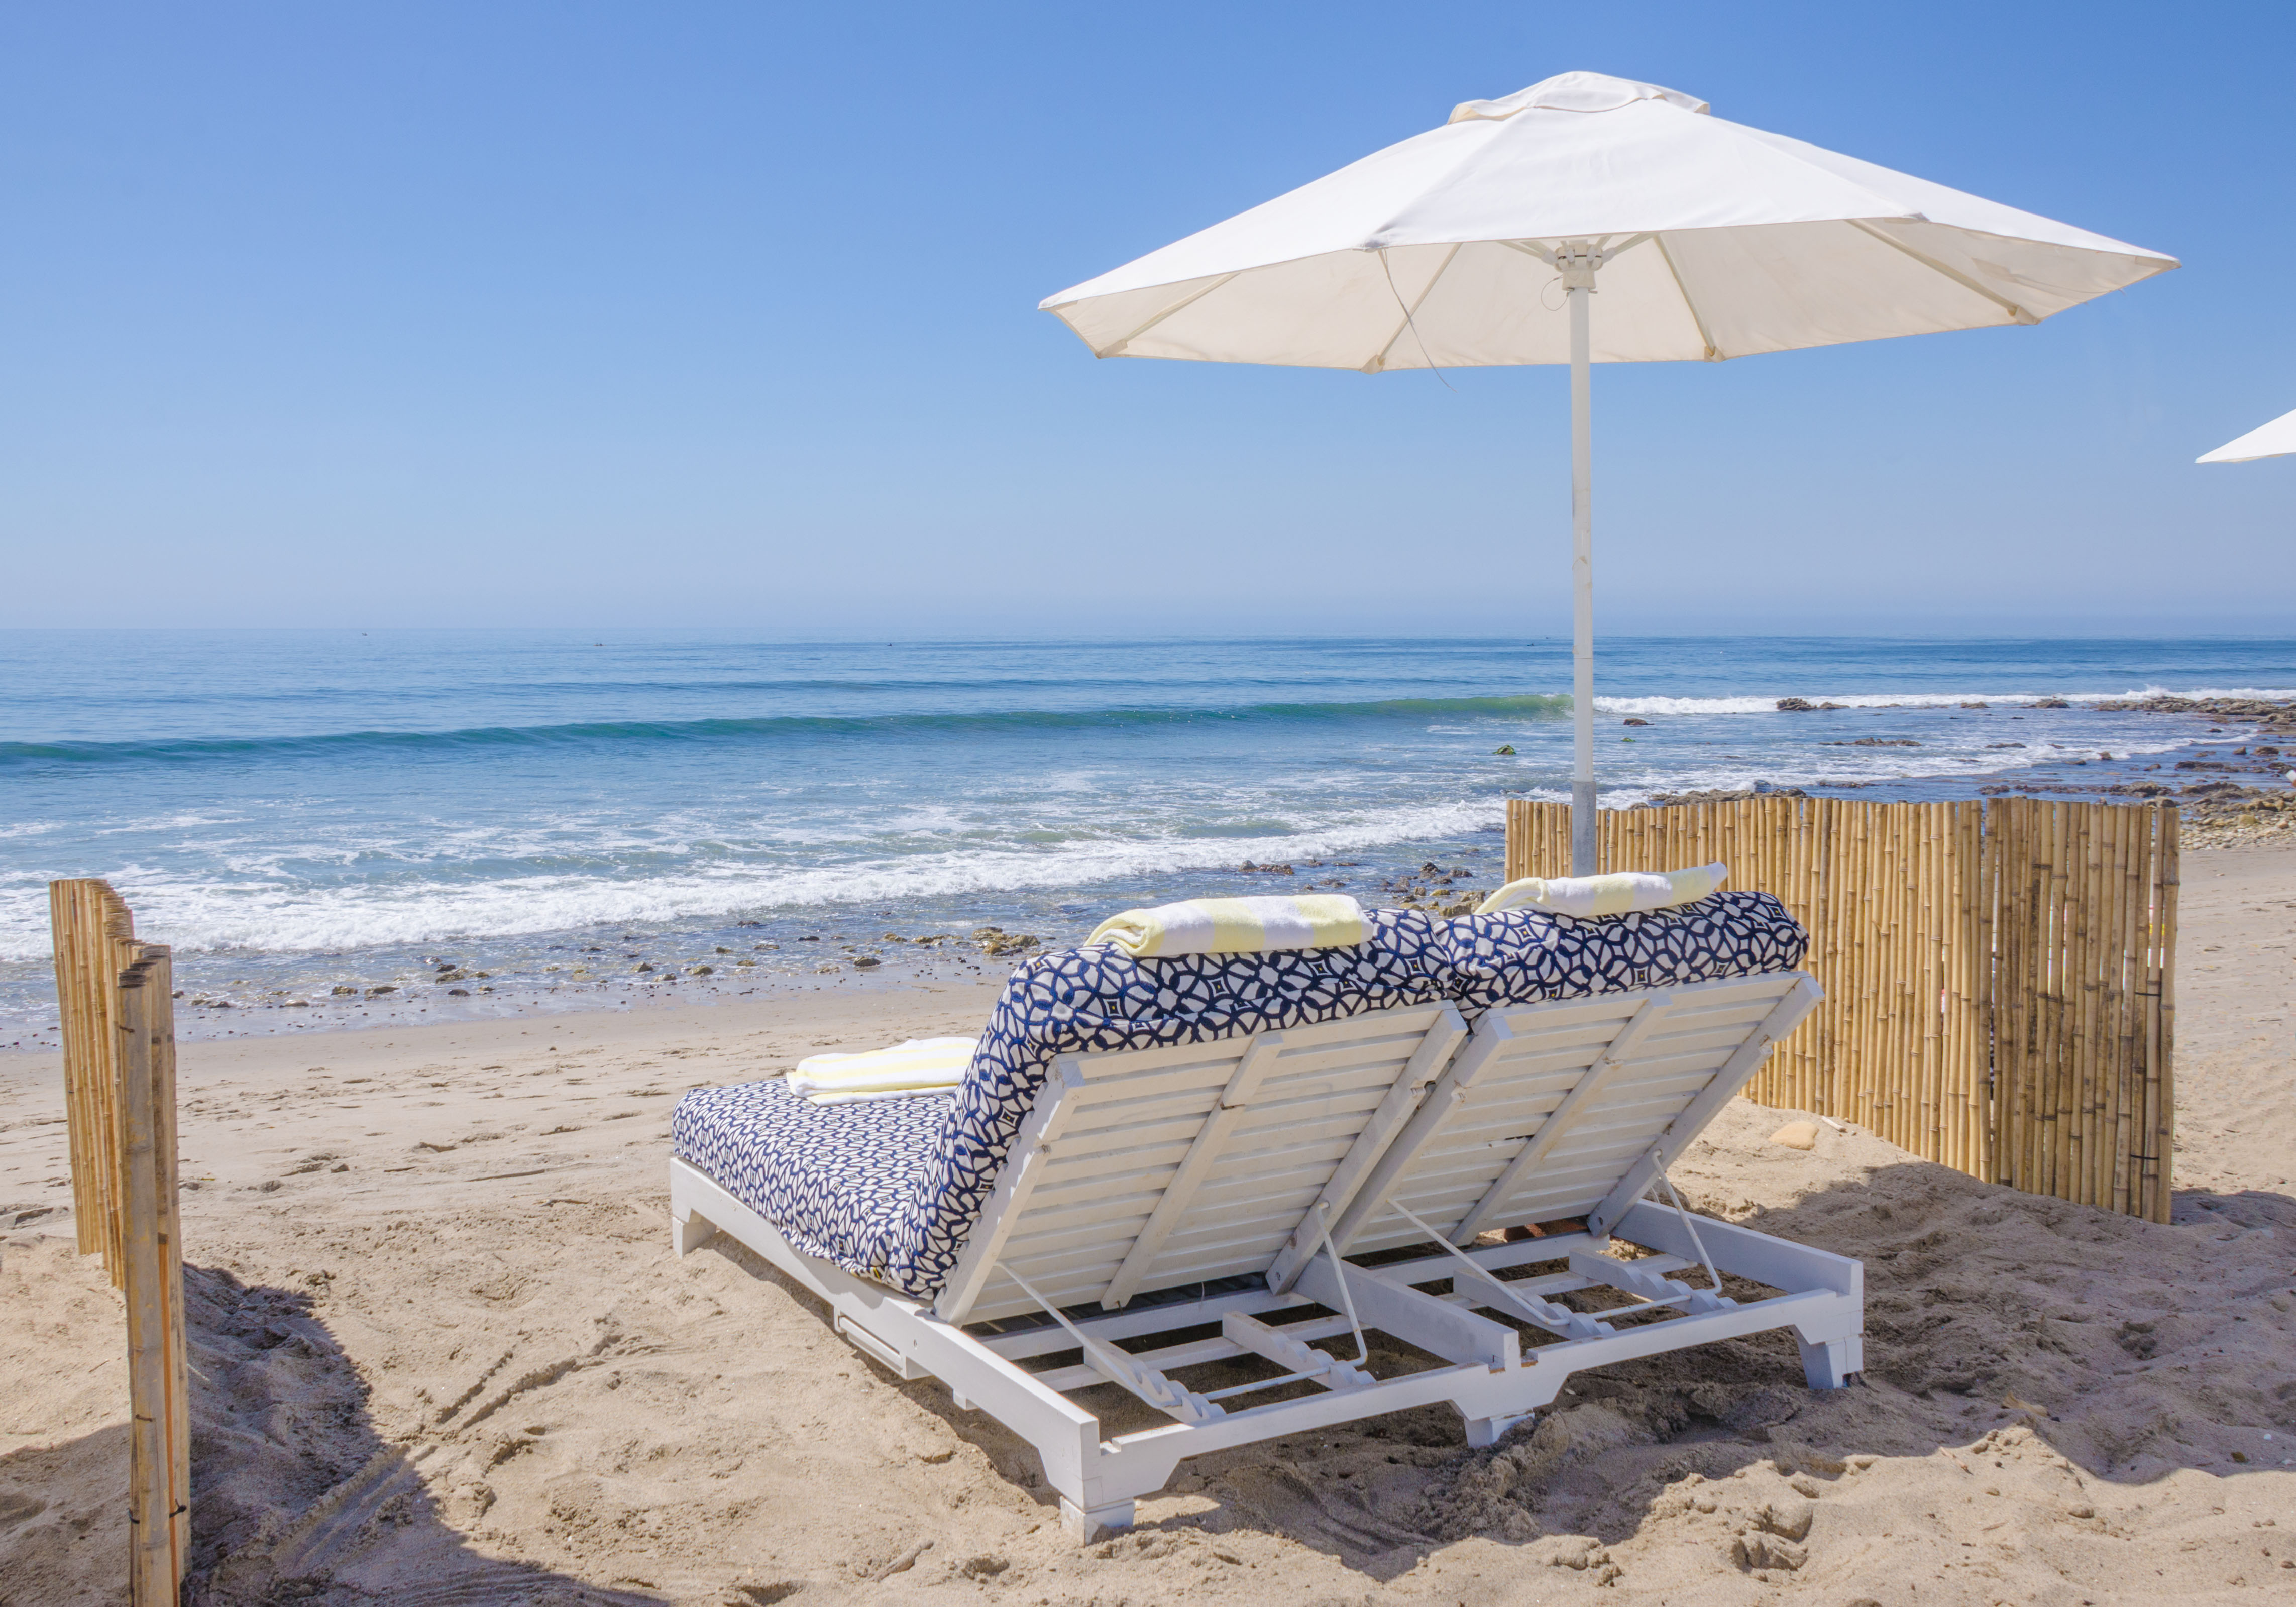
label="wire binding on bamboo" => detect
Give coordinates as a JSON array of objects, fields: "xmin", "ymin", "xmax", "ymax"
[{"xmin": 1502, "ymin": 795, "xmax": 2175, "ymax": 1219}]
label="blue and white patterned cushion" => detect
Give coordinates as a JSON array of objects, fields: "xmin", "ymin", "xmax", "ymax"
[
  {"xmin": 671, "ymin": 1078, "xmax": 952, "ymax": 1274},
  {"xmin": 672, "ymin": 897, "xmax": 1807, "ymax": 1299},
  {"xmin": 1439, "ymin": 890, "xmax": 1808, "ymax": 1016}
]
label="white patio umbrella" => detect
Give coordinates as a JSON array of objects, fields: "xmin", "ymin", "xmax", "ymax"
[
  {"xmin": 1040, "ymin": 70, "xmax": 2176, "ymax": 873},
  {"xmin": 2199, "ymin": 406, "xmax": 2296, "ymax": 463}
]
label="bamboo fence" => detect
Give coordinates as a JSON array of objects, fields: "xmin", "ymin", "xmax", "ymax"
[
  {"xmin": 50, "ymin": 880, "xmax": 190, "ymax": 1606},
  {"xmin": 1505, "ymin": 796, "xmax": 2177, "ymax": 1221}
]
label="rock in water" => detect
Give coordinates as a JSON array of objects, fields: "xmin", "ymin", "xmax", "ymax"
[{"xmin": 1775, "ymin": 697, "xmax": 1814, "ymax": 711}]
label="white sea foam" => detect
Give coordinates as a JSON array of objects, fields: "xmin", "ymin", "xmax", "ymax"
[
  {"xmin": 1594, "ymin": 686, "xmax": 2296, "ymax": 716},
  {"xmin": 0, "ymin": 798, "xmax": 1505, "ymax": 960}
]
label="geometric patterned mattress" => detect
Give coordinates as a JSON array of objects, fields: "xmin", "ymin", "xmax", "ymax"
[{"xmin": 671, "ymin": 892, "xmax": 1808, "ymax": 1300}]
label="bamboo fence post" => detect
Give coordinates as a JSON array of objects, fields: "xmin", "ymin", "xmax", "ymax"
[
  {"xmin": 2039, "ymin": 808, "xmax": 2057, "ymax": 1203},
  {"xmin": 1918, "ymin": 805, "xmax": 1943, "ymax": 1162},
  {"xmin": 1820, "ymin": 798, "xmax": 1846, "ymax": 1118},
  {"xmin": 2107, "ymin": 804, "xmax": 2139, "ymax": 1215},
  {"xmin": 2069, "ymin": 803, "xmax": 2098, "ymax": 1205},
  {"xmin": 1973, "ymin": 800, "xmax": 1995, "ymax": 1185},
  {"xmin": 2078, "ymin": 804, "xmax": 2104, "ymax": 1208},
  {"xmin": 2099, "ymin": 804, "xmax": 2129, "ymax": 1210},
  {"xmin": 2098, "ymin": 804, "xmax": 2121, "ymax": 1209},
  {"xmin": 1969, "ymin": 799, "xmax": 1993, "ymax": 1179},
  {"xmin": 1896, "ymin": 801, "xmax": 1915, "ymax": 1151},
  {"xmin": 116, "ymin": 949, "xmax": 189, "ymax": 1604},
  {"xmin": 2149, "ymin": 807, "xmax": 2179, "ymax": 1222},
  {"xmin": 2005, "ymin": 799, "xmax": 2036, "ymax": 1191}
]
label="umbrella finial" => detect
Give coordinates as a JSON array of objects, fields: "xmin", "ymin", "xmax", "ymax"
[{"xmin": 1449, "ymin": 71, "xmax": 1709, "ymax": 125}]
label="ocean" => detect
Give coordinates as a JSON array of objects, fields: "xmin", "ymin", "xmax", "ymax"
[{"xmin": 4, "ymin": 631, "xmax": 2291, "ymax": 1048}]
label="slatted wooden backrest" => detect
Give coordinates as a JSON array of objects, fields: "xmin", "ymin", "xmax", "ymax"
[
  {"xmin": 1329, "ymin": 972, "xmax": 1821, "ymax": 1259},
  {"xmin": 934, "ymin": 1000, "xmax": 1469, "ymax": 1324}
]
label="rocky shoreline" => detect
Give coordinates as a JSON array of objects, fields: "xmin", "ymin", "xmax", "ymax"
[{"xmin": 1636, "ymin": 697, "xmax": 2296, "ymax": 849}]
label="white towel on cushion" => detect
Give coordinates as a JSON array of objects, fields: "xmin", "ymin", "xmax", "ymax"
[
  {"xmin": 787, "ymin": 1036, "xmax": 978, "ymax": 1105},
  {"xmin": 1475, "ymin": 862, "xmax": 1728, "ymax": 919}
]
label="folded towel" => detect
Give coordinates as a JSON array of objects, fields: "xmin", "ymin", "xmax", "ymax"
[
  {"xmin": 1088, "ymin": 894, "xmax": 1367, "ymax": 958},
  {"xmin": 786, "ymin": 1036, "xmax": 978, "ymax": 1105},
  {"xmin": 1475, "ymin": 862, "xmax": 1729, "ymax": 919}
]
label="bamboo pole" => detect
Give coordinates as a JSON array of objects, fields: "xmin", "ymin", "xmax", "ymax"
[
  {"xmin": 2106, "ymin": 803, "xmax": 2139, "ymax": 1215},
  {"xmin": 2069, "ymin": 803, "xmax": 2099, "ymax": 1205},
  {"xmin": 2035, "ymin": 803, "xmax": 2064, "ymax": 1199},
  {"xmin": 2005, "ymin": 799, "xmax": 2036, "ymax": 1191},
  {"xmin": 2149, "ymin": 806, "xmax": 2179, "ymax": 1223},
  {"xmin": 116, "ymin": 947, "xmax": 188, "ymax": 1604}
]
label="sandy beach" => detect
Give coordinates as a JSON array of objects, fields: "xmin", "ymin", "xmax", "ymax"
[{"xmin": 4, "ymin": 848, "xmax": 2292, "ymax": 1606}]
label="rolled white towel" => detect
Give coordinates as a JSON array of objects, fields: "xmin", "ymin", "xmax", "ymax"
[
  {"xmin": 1476, "ymin": 862, "xmax": 1728, "ymax": 919},
  {"xmin": 786, "ymin": 1036, "xmax": 978, "ymax": 1105}
]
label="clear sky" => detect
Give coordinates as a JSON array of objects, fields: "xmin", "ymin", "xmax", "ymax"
[{"xmin": 2, "ymin": 3, "xmax": 2289, "ymax": 637}]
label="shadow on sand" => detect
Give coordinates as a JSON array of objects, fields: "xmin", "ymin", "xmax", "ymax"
[
  {"xmin": 707, "ymin": 1154, "xmax": 2295, "ymax": 1581},
  {"xmin": 0, "ymin": 1262, "xmax": 664, "ymax": 1607}
]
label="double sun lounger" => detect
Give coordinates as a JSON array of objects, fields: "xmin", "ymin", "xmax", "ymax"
[{"xmin": 668, "ymin": 896, "xmax": 1862, "ymax": 1539}]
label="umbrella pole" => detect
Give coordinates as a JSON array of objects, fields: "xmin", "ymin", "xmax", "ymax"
[{"xmin": 1567, "ymin": 262, "xmax": 1597, "ymax": 876}]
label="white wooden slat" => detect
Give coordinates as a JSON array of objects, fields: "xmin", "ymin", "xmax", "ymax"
[
  {"xmin": 1063, "ymin": 1059, "xmax": 1247, "ymax": 1111},
  {"xmin": 1044, "ymin": 1118, "xmax": 1216, "ymax": 1165},
  {"xmin": 1476, "ymin": 993, "xmax": 1650, "ymax": 1031},
  {"xmin": 1450, "ymin": 994, "xmax": 1674, "ymax": 1242},
  {"xmin": 1100, "ymin": 1035, "xmax": 1285, "ymax": 1309},
  {"xmin": 1028, "ymin": 1148, "xmax": 1193, "ymax": 1196},
  {"xmin": 1153, "ymin": 1195, "xmax": 1329, "ymax": 1259},
  {"xmin": 1024, "ymin": 1171, "xmax": 1175, "ymax": 1218},
  {"xmin": 1478, "ymin": 980, "xmax": 1787, "ymax": 1039},
  {"xmin": 1255, "ymin": 1036, "xmax": 1437, "ymax": 1078},
  {"xmin": 1056, "ymin": 1087, "xmax": 1227, "ymax": 1138},
  {"xmin": 1002, "ymin": 1205, "xmax": 1158, "ymax": 1257},
  {"xmin": 1205, "ymin": 1104, "xmax": 1385, "ymax": 1152},
  {"xmin": 1066, "ymin": 1038, "xmax": 1253, "ymax": 1079}
]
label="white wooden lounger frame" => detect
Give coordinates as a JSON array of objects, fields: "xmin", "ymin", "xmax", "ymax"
[{"xmin": 669, "ymin": 971, "xmax": 1860, "ymax": 1540}]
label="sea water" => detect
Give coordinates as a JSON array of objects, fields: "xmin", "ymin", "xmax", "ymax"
[{"xmin": 3, "ymin": 631, "xmax": 2291, "ymax": 1047}]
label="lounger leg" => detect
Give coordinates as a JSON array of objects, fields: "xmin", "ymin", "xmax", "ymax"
[
  {"xmin": 1463, "ymin": 1409, "xmax": 1537, "ymax": 1448},
  {"xmin": 1059, "ymin": 1497, "xmax": 1134, "ymax": 1542},
  {"xmin": 673, "ymin": 1206, "xmax": 716, "ymax": 1258},
  {"xmin": 1796, "ymin": 1332, "xmax": 1863, "ymax": 1390}
]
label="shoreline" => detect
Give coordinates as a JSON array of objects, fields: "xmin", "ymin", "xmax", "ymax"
[{"xmin": 4, "ymin": 695, "xmax": 2290, "ymax": 1055}]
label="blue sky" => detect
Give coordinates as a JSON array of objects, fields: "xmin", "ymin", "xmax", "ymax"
[{"xmin": 2, "ymin": 3, "xmax": 2289, "ymax": 636}]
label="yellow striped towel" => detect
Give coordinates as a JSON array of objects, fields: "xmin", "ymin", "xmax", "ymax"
[
  {"xmin": 1088, "ymin": 894, "xmax": 1367, "ymax": 958},
  {"xmin": 787, "ymin": 1036, "xmax": 979, "ymax": 1105},
  {"xmin": 1475, "ymin": 862, "xmax": 1728, "ymax": 919}
]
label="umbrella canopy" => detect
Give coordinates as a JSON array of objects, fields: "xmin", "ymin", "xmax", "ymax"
[
  {"xmin": 1041, "ymin": 72, "xmax": 2174, "ymax": 369},
  {"xmin": 2199, "ymin": 406, "xmax": 2296, "ymax": 463},
  {"xmin": 1040, "ymin": 71, "xmax": 2177, "ymax": 870}
]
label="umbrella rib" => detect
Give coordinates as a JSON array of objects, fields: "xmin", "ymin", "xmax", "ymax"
[
  {"xmin": 1846, "ymin": 220, "xmax": 2038, "ymax": 325},
  {"xmin": 1366, "ymin": 243, "xmax": 1464, "ymax": 373},
  {"xmin": 1096, "ymin": 272, "xmax": 1242, "ymax": 357},
  {"xmin": 1653, "ymin": 234, "xmax": 1723, "ymax": 361}
]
